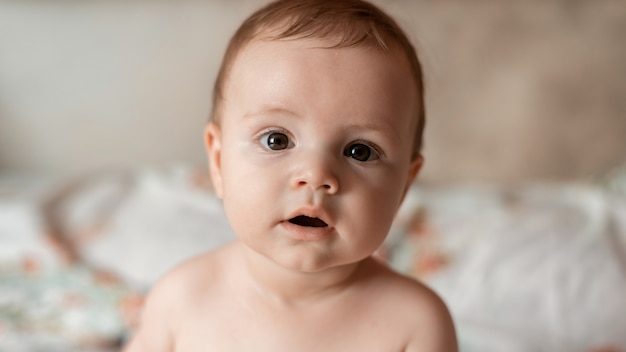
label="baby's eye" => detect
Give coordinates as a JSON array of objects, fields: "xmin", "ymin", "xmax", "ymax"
[
  {"xmin": 262, "ymin": 131, "xmax": 292, "ymax": 151},
  {"xmin": 343, "ymin": 143, "xmax": 380, "ymax": 162}
]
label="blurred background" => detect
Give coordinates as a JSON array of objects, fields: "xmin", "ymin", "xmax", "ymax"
[
  {"xmin": 1, "ymin": 0, "xmax": 625, "ymax": 184},
  {"xmin": 1, "ymin": 1, "xmax": 626, "ymax": 351}
]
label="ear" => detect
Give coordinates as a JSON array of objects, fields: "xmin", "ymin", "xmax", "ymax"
[
  {"xmin": 204, "ymin": 123, "xmax": 224, "ymax": 198},
  {"xmin": 400, "ymin": 154, "xmax": 424, "ymax": 204}
]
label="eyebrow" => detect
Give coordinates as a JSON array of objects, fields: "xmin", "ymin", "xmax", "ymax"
[
  {"xmin": 348, "ymin": 120, "xmax": 400, "ymax": 141},
  {"xmin": 242, "ymin": 107, "xmax": 299, "ymax": 120}
]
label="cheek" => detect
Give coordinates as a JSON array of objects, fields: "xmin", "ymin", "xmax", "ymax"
[
  {"xmin": 353, "ymin": 165, "xmax": 408, "ymax": 207},
  {"xmin": 219, "ymin": 147, "xmax": 282, "ymax": 229},
  {"xmin": 220, "ymin": 141, "xmax": 260, "ymax": 191},
  {"xmin": 366, "ymin": 188, "xmax": 402, "ymax": 230},
  {"xmin": 219, "ymin": 150, "xmax": 257, "ymax": 217},
  {"xmin": 221, "ymin": 178, "xmax": 269, "ymax": 246},
  {"xmin": 343, "ymin": 174, "xmax": 405, "ymax": 241}
]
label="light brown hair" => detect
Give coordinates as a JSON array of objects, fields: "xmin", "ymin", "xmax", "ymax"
[{"xmin": 210, "ymin": 0, "xmax": 426, "ymax": 157}]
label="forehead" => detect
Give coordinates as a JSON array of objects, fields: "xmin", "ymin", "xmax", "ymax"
[{"xmin": 224, "ymin": 38, "xmax": 417, "ymax": 119}]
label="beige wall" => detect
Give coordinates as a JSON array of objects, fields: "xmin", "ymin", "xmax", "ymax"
[{"xmin": 1, "ymin": 0, "xmax": 625, "ymax": 183}]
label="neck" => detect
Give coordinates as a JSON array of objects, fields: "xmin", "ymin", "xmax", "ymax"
[{"xmin": 235, "ymin": 242, "xmax": 363, "ymax": 307}]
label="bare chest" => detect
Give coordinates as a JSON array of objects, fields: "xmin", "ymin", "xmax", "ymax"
[{"xmin": 173, "ymin": 297, "xmax": 408, "ymax": 352}]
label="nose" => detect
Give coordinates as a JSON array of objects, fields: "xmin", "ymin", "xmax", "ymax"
[{"xmin": 290, "ymin": 154, "xmax": 339, "ymax": 195}]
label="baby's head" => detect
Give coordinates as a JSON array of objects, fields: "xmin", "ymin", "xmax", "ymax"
[
  {"xmin": 210, "ymin": 0, "xmax": 425, "ymax": 158},
  {"xmin": 206, "ymin": 0, "xmax": 426, "ymax": 271}
]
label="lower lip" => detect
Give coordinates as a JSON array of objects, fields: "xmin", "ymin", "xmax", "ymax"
[{"xmin": 280, "ymin": 221, "xmax": 335, "ymax": 241}]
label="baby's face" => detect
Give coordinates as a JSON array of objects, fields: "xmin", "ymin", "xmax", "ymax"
[{"xmin": 206, "ymin": 37, "xmax": 422, "ymax": 272}]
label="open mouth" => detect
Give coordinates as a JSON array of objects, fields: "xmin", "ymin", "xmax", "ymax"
[{"xmin": 288, "ymin": 215, "xmax": 328, "ymax": 228}]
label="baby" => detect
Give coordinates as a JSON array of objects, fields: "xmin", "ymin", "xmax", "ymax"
[{"xmin": 125, "ymin": 0, "xmax": 457, "ymax": 351}]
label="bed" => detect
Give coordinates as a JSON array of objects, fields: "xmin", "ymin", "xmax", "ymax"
[{"xmin": 1, "ymin": 165, "xmax": 625, "ymax": 351}]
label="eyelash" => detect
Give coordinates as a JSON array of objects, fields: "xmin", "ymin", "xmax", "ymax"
[
  {"xmin": 344, "ymin": 140, "xmax": 384, "ymax": 162},
  {"xmin": 257, "ymin": 128, "xmax": 294, "ymax": 151}
]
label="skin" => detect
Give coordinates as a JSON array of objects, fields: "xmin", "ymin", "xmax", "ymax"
[{"xmin": 124, "ymin": 37, "xmax": 457, "ymax": 352}]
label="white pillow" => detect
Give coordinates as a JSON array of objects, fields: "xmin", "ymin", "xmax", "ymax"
[
  {"xmin": 390, "ymin": 184, "xmax": 626, "ymax": 351},
  {"xmin": 58, "ymin": 167, "xmax": 235, "ymax": 289}
]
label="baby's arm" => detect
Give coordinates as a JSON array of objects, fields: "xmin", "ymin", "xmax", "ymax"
[{"xmin": 123, "ymin": 276, "xmax": 178, "ymax": 352}]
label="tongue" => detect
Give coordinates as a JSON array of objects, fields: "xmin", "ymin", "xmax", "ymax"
[{"xmin": 289, "ymin": 215, "xmax": 328, "ymax": 227}]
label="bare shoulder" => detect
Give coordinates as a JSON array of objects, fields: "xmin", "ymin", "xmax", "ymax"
[
  {"xmin": 145, "ymin": 244, "xmax": 227, "ymax": 307},
  {"xmin": 361, "ymin": 259, "xmax": 458, "ymax": 352},
  {"xmin": 124, "ymin": 245, "xmax": 232, "ymax": 352}
]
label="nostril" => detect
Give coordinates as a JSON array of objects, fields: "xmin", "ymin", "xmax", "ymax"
[{"xmin": 291, "ymin": 174, "xmax": 338, "ymax": 193}]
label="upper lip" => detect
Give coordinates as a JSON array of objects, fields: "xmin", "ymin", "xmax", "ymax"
[{"xmin": 284, "ymin": 207, "xmax": 332, "ymax": 228}]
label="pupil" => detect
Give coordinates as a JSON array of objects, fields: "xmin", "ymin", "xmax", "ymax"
[
  {"xmin": 268, "ymin": 132, "xmax": 288, "ymax": 150},
  {"xmin": 349, "ymin": 144, "xmax": 371, "ymax": 161}
]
